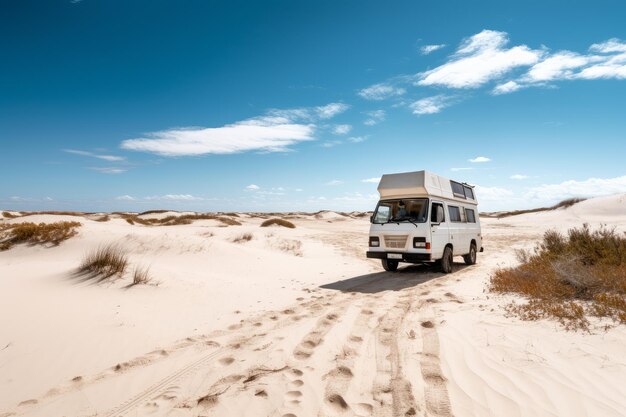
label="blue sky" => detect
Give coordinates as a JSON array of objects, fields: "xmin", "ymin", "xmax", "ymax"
[{"xmin": 2, "ymin": 0, "xmax": 626, "ymax": 212}]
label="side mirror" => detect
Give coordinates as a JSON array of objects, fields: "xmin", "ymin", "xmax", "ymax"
[
  {"xmin": 437, "ymin": 206, "xmax": 445, "ymax": 223},
  {"xmin": 370, "ymin": 215, "xmax": 374, "ymax": 223}
]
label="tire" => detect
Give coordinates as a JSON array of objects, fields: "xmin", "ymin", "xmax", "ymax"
[
  {"xmin": 463, "ymin": 243, "xmax": 477, "ymax": 265},
  {"xmin": 441, "ymin": 246, "xmax": 453, "ymax": 273},
  {"xmin": 382, "ymin": 259, "xmax": 399, "ymax": 272}
]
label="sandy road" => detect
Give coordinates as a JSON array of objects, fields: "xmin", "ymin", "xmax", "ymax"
[{"xmin": 12, "ymin": 257, "xmax": 478, "ymax": 417}]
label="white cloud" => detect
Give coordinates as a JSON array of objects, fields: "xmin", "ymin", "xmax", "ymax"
[
  {"xmin": 468, "ymin": 156, "xmax": 491, "ymax": 163},
  {"xmin": 245, "ymin": 184, "xmax": 260, "ymax": 191},
  {"xmin": 510, "ymin": 174, "xmax": 529, "ymax": 180},
  {"xmin": 116, "ymin": 195, "xmax": 136, "ymax": 201},
  {"xmin": 333, "ymin": 124, "xmax": 352, "ymax": 135},
  {"xmin": 295, "ymin": 188, "xmax": 303, "ymax": 192},
  {"xmin": 525, "ymin": 51, "xmax": 596, "ymax": 82},
  {"xmin": 316, "ymin": 103, "xmax": 350, "ymax": 119},
  {"xmin": 321, "ymin": 140, "xmax": 342, "ymax": 148},
  {"xmin": 347, "ymin": 136, "xmax": 367, "ymax": 143},
  {"xmin": 362, "ymin": 177, "xmax": 381, "ymax": 183},
  {"xmin": 474, "ymin": 185, "xmax": 514, "ymax": 201},
  {"xmin": 589, "ymin": 38, "xmax": 626, "ymax": 54},
  {"xmin": 416, "ymin": 30, "xmax": 543, "ymax": 89},
  {"xmin": 325, "ymin": 180, "xmax": 343, "ymax": 186},
  {"xmin": 90, "ymin": 167, "xmax": 127, "ymax": 174},
  {"xmin": 420, "ymin": 44, "xmax": 446, "ymax": 55},
  {"xmin": 121, "ymin": 103, "xmax": 349, "ymax": 157},
  {"xmin": 363, "ymin": 109, "xmax": 385, "ymax": 125},
  {"xmin": 410, "ymin": 95, "xmax": 451, "ymax": 115},
  {"xmin": 451, "ymin": 167, "xmax": 473, "ymax": 172},
  {"xmin": 65, "ymin": 149, "xmax": 125, "ymax": 162},
  {"xmin": 524, "ymin": 175, "xmax": 626, "ymax": 202},
  {"xmin": 145, "ymin": 194, "xmax": 203, "ymax": 201},
  {"xmin": 357, "ymin": 83, "xmax": 406, "ymax": 100},
  {"xmin": 493, "ymin": 80, "xmax": 523, "ymax": 95}
]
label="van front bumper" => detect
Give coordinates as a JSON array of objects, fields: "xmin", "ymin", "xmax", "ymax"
[{"xmin": 366, "ymin": 251, "xmax": 431, "ymax": 262}]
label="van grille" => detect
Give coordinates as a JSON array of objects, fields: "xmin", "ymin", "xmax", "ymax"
[{"xmin": 384, "ymin": 235, "xmax": 408, "ymax": 249}]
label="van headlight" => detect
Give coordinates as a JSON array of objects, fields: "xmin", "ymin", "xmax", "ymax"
[
  {"xmin": 413, "ymin": 237, "xmax": 426, "ymax": 248},
  {"xmin": 369, "ymin": 236, "xmax": 380, "ymax": 247}
]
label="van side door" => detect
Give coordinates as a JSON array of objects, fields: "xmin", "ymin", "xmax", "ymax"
[{"xmin": 429, "ymin": 201, "xmax": 450, "ymax": 260}]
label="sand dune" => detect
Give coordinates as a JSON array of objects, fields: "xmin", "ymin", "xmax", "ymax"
[{"xmin": 1, "ymin": 195, "xmax": 625, "ymax": 417}]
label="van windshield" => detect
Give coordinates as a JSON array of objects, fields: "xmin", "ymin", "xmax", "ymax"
[{"xmin": 372, "ymin": 198, "xmax": 428, "ymax": 224}]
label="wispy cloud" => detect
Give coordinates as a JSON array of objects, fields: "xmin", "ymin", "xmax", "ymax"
[
  {"xmin": 420, "ymin": 44, "xmax": 446, "ymax": 55},
  {"xmin": 416, "ymin": 30, "xmax": 543, "ymax": 89},
  {"xmin": 347, "ymin": 136, "xmax": 367, "ymax": 143},
  {"xmin": 245, "ymin": 184, "xmax": 260, "ymax": 191},
  {"xmin": 510, "ymin": 174, "xmax": 529, "ymax": 180},
  {"xmin": 363, "ymin": 110, "xmax": 385, "ymax": 125},
  {"xmin": 65, "ymin": 149, "xmax": 125, "ymax": 162},
  {"xmin": 357, "ymin": 83, "xmax": 406, "ymax": 101},
  {"xmin": 410, "ymin": 95, "xmax": 452, "ymax": 115},
  {"xmin": 524, "ymin": 175, "xmax": 626, "ymax": 202},
  {"xmin": 121, "ymin": 103, "xmax": 349, "ymax": 157},
  {"xmin": 468, "ymin": 156, "xmax": 491, "ymax": 163},
  {"xmin": 332, "ymin": 124, "xmax": 352, "ymax": 135},
  {"xmin": 325, "ymin": 179, "xmax": 343, "ymax": 186},
  {"xmin": 451, "ymin": 167, "xmax": 474, "ymax": 172},
  {"xmin": 362, "ymin": 177, "xmax": 381, "ymax": 183},
  {"xmin": 115, "ymin": 195, "xmax": 136, "ymax": 201},
  {"xmin": 90, "ymin": 167, "xmax": 127, "ymax": 174},
  {"xmin": 145, "ymin": 194, "xmax": 203, "ymax": 201}
]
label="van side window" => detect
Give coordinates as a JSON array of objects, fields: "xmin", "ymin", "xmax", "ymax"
[
  {"xmin": 450, "ymin": 181, "xmax": 466, "ymax": 198},
  {"xmin": 431, "ymin": 203, "xmax": 445, "ymax": 223},
  {"xmin": 464, "ymin": 186, "xmax": 474, "ymax": 200},
  {"xmin": 448, "ymin": 206, "xmax": 462, "ymax": 222},
  {"xmin": 466, "ymin": 208, "xmax": 476, "ymax": 223}
]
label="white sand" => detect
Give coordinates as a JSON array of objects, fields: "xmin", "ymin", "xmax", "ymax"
[{"xmin": 1, "ymin": 195, "xmax": 625, "ymax": 417}]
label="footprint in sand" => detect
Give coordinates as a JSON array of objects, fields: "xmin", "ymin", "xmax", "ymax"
[
  {"xmin": 219, "ymin": 357, "xmax": 235, "ymax": 366},
  {"xmin": 291, "ymin": 368, "xmax": 304, "ymax": 377},
  {"xmin": 326, "ymin": 393, "xmax": 350, "ymax": 412},
  {"xmin": 289, "ymin": 379, "xmax": 304, "ymax": 388},
  {"xmin": 286, "ymin": 390, "xmax": 303, "ymax": 399}
]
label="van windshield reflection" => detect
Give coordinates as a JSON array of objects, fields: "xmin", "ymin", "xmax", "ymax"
[{"xmin": 373, "ymin": 199, "xmax": 428, "ymax": 224}]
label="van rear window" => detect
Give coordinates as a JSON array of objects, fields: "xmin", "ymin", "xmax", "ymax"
[{"xmin": 465, "ymin": 208, "xmax": 476, "ymax": 223}]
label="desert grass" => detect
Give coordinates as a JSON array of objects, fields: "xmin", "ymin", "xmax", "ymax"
[
  {"xmin": 232, "ymin": 233, "xmax": 253, "ymax": 243},
  {"xmin": 121, "ymin": 213, "xmax": 241, "ymax": 227},
  {"xmin": 20, "ymin": 211, "xmax": 91, "ymax": 217},
  {"xmin": 481, "ymin": 198, "xmax": 586, "ymax": 218},
  {"xmin": 0, "ymin": 221, "xmax": 81, "ymax": 251},
  {"xmin": 79, "ymin": 244, "xmax": 129, "ymax": 279},
  {"xmin": 132, "ymin": 265, "xmax": 153, "ymax": 285},
  {"xmin": 490, "ymin": 224, "xmax": 626, "ymax": 330},
  {"xmin": 94, "ymin": 215, "xmax": 110, "ymax": 222},
  {"xmin": 2, "ymin": 211, "xmax": 19, "ymax": 219},
  {"xmin": 260, "ymin": 218, "xmax": 296, "ymax": 228},
  {"xmin": 274, "ymin": 238, "xmax": 303, "ymax": 256},
  {"xmin": 138, "ymin": 209, "xmax": 171, "ymax": 215}
]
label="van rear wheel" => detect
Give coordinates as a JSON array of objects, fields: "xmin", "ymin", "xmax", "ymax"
[
  {"xmin": 463, "ymin": 243, "xmax": 477, "ymax": 265},
  {"xmin": 382, "ymin": 259, "xmax": 399, "ymax": 272},
  {"xmin": 441, "ymin": 246, "xmax": 453, "ymax": 273}
]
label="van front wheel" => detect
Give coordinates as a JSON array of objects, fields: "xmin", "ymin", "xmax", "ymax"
[
  {"xmin": 463, "ymin": 243, "xmax": 477, "ymax": 265},
  {"xmin": 382, "ymin": 259, "xmax": 399, "ymax": 272},
  {"xmin": 441, "ymin": 246, "xmax": 453, "ymax": 273}
]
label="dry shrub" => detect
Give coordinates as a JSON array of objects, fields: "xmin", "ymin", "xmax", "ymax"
[
  {"xmin": 20, "ymin": 211, "xmax": 89, "ymax": 217},
  {"xmin": 123, "ymin": 213, "xmax": 241, "ymax": 227},
  {"xmin": 132, "ymin": 265, "xmax": 152, "ymax": 285},
  {"xmin": 79, "ymin": 244, "xmax": 129, "ymax": 278},
  {"xmin": 0, "ymin": 221, "xmax": 81, "ymax": 251},
  {"xmin": 275, "ymin": 239, "xmax": 303, "ymax": 256},
  {"xmin": 490, "ymin": 224, "xmax": 626, "ymax": 330},
  {"xmin": 139, "ymin": 210, "xmax": 171, "ymax": 215},
  {"xmin": 260, "ymin": 218, "xmax": 296, "ymax": 229},
  {"xmin": 232, "ymin": 233, "xmax": 253, "ymax": 243},
  {"xmin": 2, "ymin": 211, "xmax": 18, "ymax": 219},
  {"xmin": 95, "ymin": 215, "xmax": 110, "ymax": 222}
]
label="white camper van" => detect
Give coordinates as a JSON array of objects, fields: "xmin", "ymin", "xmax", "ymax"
[{"xmin": 366, "ymin": 170, "xmax": 483, "ymax": 273}]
